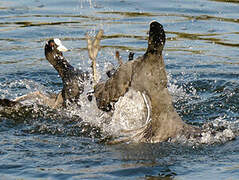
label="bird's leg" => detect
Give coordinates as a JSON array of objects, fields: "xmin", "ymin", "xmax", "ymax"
[
  {"xmin": 14, "ymin": 91, "xmax": 63, "ymax": 108},
  {"xmin": 115, "ymin": 51, "xmax": 123, "ymax": 65},
  {"xmin": 128, "ymin": 51, "xmax": 134, "ymax": 61},
  {"xmin": 86, "ymin": 30, "xmax": 104, "ymax": 85}
]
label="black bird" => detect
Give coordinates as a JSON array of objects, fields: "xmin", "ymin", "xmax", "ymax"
[
  {"xmin": 44, "ymin": 38, "xmax": 89, "ymax": 106},
  {"xmin": 94, "ymin": 21, "xmax": 200, "ymax": 143}
]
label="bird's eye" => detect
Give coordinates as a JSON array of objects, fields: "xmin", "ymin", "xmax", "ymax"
[{"xmin": 49, "ymin": 41, "xmax": 55, "ymax": 48}]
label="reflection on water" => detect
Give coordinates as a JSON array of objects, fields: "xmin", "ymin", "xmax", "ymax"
[
  {"xmin": 1, "ymin": 0, "xmax": 239, "ymax": 179},
  {"xmin": 211, "ymin": 0, "xmax": 239, "ymax": 4}
]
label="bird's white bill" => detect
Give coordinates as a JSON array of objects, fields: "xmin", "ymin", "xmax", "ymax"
[{"xmin": 54, "ymin": 38, "xmax": 68, "ymax": 52}]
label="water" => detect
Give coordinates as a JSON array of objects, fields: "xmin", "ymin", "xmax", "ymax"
[{"xmin": 1, "ymin": 0, "xmax": 239, "ymax": 179}]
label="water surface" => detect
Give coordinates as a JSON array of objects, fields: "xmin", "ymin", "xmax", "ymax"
[{"xmin": 1, "ymin": 0, "xmax": 239, "ymax": 179}]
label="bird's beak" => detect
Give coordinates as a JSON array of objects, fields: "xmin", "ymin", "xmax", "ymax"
[
  {"xmin": 57, "ymin": 44, "xmax": 68, "ymax": 52},
  {"xmin": 54, "ymin": 38, "xmax": 68, "ymax": 52}
]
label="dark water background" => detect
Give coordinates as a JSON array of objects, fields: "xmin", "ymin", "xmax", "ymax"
[{"xmin": 1, "ymin": 0, "xmax": 239, "ymax": 179}]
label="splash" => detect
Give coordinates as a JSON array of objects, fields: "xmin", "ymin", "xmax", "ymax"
[
  {"xmin": 167, "ymin": 73, "xmax": 198, "ymax": 102},
  {"xmin": 0, "ymin": 69, "xmax": 238, "ymax": 145},
  {"xmin": 80, "ymin": 0, "xmax": 94, "ymax": 9},
  {"xmin": 0, "ymin": 79, "xmax": 50, "ymax": 99},
  {"xmin": 103, "ymin": 89, "xmax": 150, "ymax": 143}
]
